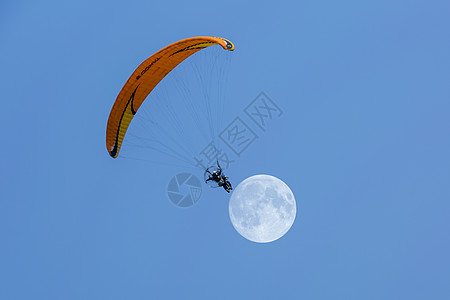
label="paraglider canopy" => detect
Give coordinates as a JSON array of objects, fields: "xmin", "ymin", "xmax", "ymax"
[{"xmin": 106, "ymin": 36, "xmax": 235, "ymax": 158}]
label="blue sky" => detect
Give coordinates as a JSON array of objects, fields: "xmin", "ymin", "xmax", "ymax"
[{"xmin": 1, "ymin": 0, "xmax": 450, "ymax": 299}]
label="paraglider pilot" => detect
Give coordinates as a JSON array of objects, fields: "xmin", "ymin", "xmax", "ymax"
[{"xmin": 205, "ymin": 162, "xmax": 233, "ymax": 193}]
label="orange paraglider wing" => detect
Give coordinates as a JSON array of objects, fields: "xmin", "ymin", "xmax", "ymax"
[{"xmin": 106, "ymin": 36, "xmax": 235, "ymax": 158}]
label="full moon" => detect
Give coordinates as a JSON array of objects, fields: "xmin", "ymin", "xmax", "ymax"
[{"xmin": 229, "ymin": 175, "xmax": 296, "ymax": 243}]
